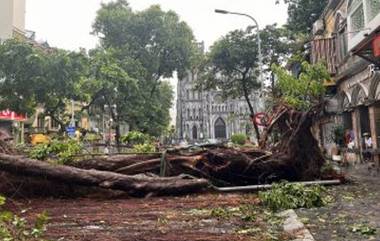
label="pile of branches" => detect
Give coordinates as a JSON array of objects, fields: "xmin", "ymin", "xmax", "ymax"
[{"xmin": 0, "ymin": 104, "xmax": 326, "ymax": 196}]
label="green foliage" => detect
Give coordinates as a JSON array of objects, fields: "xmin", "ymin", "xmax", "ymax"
[
  {"xmin": 332, "ymin": 125, "xmax": 344, "ymax": 146},
  {"xmin": 29, "ymin": 144, "xmax": 50, "ymax": 161},
  {"xmin": 92, "ymin": 1, "xmax": 195, "ymax": 136},
  {"xmin": 0, "ymin": 39, "xmax": 88, "ymax": 127},
  {"xmin": 320, "ymin": 161, "xmax": 335, "ymax": 175},
  {"xmin": 0, "ymin": 195, "xmax": 49, "ymax": 241},
  {"xmin": 259, "ymin": 182, "xmax": 327, "ymax": 211},
  {"xmin": 200, "ymin": 28, "xmax": 261, "ymax": 101},
  {"xmin": 231, "ymin": 134, "xmax": 247, "ymax": 146},
  {"xmin": 93, "ymin": 2, "xmax": 196, "ymax": 79},
  {"xmin": 277, "ymin": 0, "xmax": 328, "ymax": 35},
  {"xmin": 83, "ymin": 133, "xmax": 102, "ymax": 143},
  {"xmin": 121, "ymin": 131, "xmax": 151, "ymax": 145},
  {"xmin": 132, "ymin": 143, "xmax": 155, "ymax": 153},
  {"xmin": 350, "ymin": 223, "xmax": 377, "ymax": 236},
  {"xmin": 272, "ymin": 61, "xmax": 329, "ymax": 110},
  {"xmin": 29, "ymin": 139, "xmax": 82, "ymax": 164}
]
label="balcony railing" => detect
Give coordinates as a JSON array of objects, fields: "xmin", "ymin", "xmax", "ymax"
[{"xmin": 311, "ymin": 37, "xmax": 337, "ymax": 75}]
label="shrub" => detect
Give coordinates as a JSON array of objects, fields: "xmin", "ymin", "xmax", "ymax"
[
  {"xmin": 231, "ymin": 134, "xmax": 247, "ymax": 145},
  {"xmin": 29, "ymin": 144, "xmax": 50, "ymax": 160},
  {"xmin": 331, "ymin": 125, "xmax": 344, "ymax": 146},
  {"xmin": 0, "ymin": 195, "xmax": 49, "ymax": 240},
  {"xmin": 121, "ymin": 131, "xmax": 152, "ymax": 145},
  {"xmin": 132, "ymin": 143, "xmax": 155, "ymax": 153},
  {"xmin": 259, "ymin": 182, "xmax": 327, "ymax": 211},
  {"xmin": 29, "ymin": 139, "xmax": 83, "ymax": 164}
]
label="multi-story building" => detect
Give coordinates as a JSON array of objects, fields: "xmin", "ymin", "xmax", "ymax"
[
  {"xmin": 311, "ymin": 0, "xmax": 380, "ymax": 163},
  {"xmin": 176, "ymin": 69, "xmax": 262, "ymax": 142},
  {"xmin": 0, "ymin": 0, "xmax": 26, "ymax": 42},
  {"xmin": 0, "ymin": 0, "xmax": 26, "ymax": 142}
]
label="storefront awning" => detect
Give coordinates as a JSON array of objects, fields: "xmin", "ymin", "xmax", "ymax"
[{"xmin": 0, "ymin": 110, "xmax": 27, "ymax": 122}]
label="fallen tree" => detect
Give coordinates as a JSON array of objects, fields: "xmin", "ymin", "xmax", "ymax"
[
  {"xmin": 0, "ymin": 153, "xmax": 209, "ymax": 196},
  {"xmin": 0, "ymin": 61, "xmax": 332, "ymax": 196}
]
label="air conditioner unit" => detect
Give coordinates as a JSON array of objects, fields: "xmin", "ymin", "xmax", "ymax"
[{"xmin": 313, "ymin": 19, "xmax": 325, "ymax": 35}]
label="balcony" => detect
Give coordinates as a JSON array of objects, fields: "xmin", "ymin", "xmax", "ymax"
[{"xmin": 311, "ymin": 37, "xmax": 337, "ymax": 75}]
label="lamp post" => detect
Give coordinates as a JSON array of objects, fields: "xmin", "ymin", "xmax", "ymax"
[{"xmin": 214, "ymin": 9, "xmax": 263, "ymax": 86}]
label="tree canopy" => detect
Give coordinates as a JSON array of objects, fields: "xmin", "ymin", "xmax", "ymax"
[
  {"xmin": 92, "ymin": 0, "xmax": 196, "ymax": 136},
  {"xmin": 0, "ymin": 39, "xmax": 88, "ymax": 127},
  {"xmin": 277, "ymin": 0, "xmax": 328, "ymax": 35},
  {"xmin": 198, "ymin": 28, "xmax": 261, "ymax": 138},
  {"xmin": 272, "ymin": 61, "xmax": 329, "ymax": 110},
  {"xmin": 93, "ymin": 1, "xmax": 197, "ymax": 81}
]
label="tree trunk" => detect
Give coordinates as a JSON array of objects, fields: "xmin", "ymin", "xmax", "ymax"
[
  {"xmin": 241, "ymin": 75, "xmax": 260, "ymax": 141},
  {"xmin": 243, "ymin": 92, "xmax": 260, "ymax": 141},
  {"xmin": 0, "ymin": 153, "xmax": 209, "ymax": 196},
  {"xmin": 115, "ymin": 121, "xmax": 121, "ymax": 150}
]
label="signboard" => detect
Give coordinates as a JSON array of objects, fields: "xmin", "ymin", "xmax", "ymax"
[
  {"xmin": 0, "ymin": 110, "xmax": 26, "ymax": 121},
  {"xmin": 373, "ymin": 35, "xmax": 380, "ymax": 57},
  {"xmin": 65, "ymin": 126, "xmax": 76, "ymax": 138},
  {"xmin": 253, "ymin": 112, "xmax": 269, "ymax": 127}
]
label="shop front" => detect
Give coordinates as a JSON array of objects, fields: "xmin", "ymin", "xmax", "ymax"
[
  {"xmin": 0, "ymin": 110, "xmax": 27, "ymax": 143},
  {"xmin": 339, "ymin": 67, "xmax": 380, "ymax": 162}
]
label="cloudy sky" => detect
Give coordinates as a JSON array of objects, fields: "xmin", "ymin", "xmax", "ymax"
[{"xmin": 25, "ymin": 0, "xmax": 289, "ymax": 124}]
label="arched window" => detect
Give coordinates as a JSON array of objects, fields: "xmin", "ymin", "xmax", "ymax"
[
  {"xmin": 192, "ymin": 125, "xmax": 198, "ymax": 140},
  {"xmin": 214, "ymin": 118, "xmax": 227, "ymax": 139}
]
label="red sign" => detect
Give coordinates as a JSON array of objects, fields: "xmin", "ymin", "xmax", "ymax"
[
  {"xmin": 0, "ymin": 110, "xmax": 27, "ymax": 121},
  {"xmin": 253, "ymin": 112, "xmax": 269, "ymax": 127},
  {"xmin": 372, "ymin": 35, "xmax": 380, "ymax": 57}
]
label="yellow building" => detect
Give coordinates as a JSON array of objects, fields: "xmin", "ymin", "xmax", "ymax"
[{"xmin": 312, "ymin": 0, "xmax": 380, "ymax": 165}]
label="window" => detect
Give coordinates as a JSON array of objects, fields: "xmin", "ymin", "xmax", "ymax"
[
  {"xmin": 186, "ymin": 90, "xmax": 190, "ymax": 99},
  {"xmin": 366, "ymin": 0, "xmax": 380, "ymax": 22},
  {"xmin": 335, "ymin": 14, "xmax": 348, "ymax": 64},
  {"xmin": 51, "ymin": 118, "xmax": 60, "ymax": 129},
  {"xmin": 37, "ymin": 115, "xmax": 45, "ymax": 129},
  {"xmin": 351, "ymin": 4, "xmax": 365, "ymax": 33}
]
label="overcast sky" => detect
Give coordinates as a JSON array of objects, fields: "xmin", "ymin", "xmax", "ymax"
[
  {"xmin": 25, "ymin": 0, "xmax": 289, "ymax": 124},
  {"xmin": 25, "ymin": 0, "xmax": 288, "ymax": 50}
]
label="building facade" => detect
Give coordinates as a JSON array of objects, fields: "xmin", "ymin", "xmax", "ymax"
[
  {"xmin": 0, "ymin": 0, "xmax": 26, "ymax": 142},
  {"xmin": 0, "ymin": 0, "xmax": 26, "ymax": 42},
  {"xmin": 311, "ymin": 0, "xmax": 380, "ymax": 163},
  {"xmin": 176, "ymin": 70, "xmax": 262, "ymax": 142}
]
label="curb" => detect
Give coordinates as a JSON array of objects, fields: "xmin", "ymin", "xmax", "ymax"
[{"xmin": 279, "ymin": 209, "xmax": 315, "ymax": 241}]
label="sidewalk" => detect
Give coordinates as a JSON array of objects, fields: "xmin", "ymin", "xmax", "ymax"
[{"xmin": 296, "ymin": 164, "xmax": 380, "ymax": 241}]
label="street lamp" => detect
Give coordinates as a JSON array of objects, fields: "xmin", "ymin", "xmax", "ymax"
[{"xmin": 214, "ymin": 9, "xmax": 263, "ymax": 86}]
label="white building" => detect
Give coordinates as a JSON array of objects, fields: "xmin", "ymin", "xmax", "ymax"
[
  {"xmin": 176, "ymin": 70, "xmax": 262, "ymax": 142},
  {"xmin": 0, "ymin": 0, "xmax": 26, "ymax": 42}
]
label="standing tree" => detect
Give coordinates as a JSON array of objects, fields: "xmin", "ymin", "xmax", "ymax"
[
  {"xmin": 92, "ymin": 1, "xmax": 197, "ymax": 136},
  {"xmin": 36, "ymin": 49, "xmax": 88, "ymax": 128},
  {"xmin": 199, "ymin": 28, "xmax": 261, "ymax": 139},
  {"xmin": 0, "ymin": 39, "xmax": 88, "ymax": 129},
  {"xmin": 277, "ymin": 0, "xmax": 328, "ymax": 35},
  {"xmin": 0, "ymin": 39, "xmax": 44, "ymax": 115},
  {"xmin": 83, "ymin": 49, "xmax": 141, "ymax": 146}
]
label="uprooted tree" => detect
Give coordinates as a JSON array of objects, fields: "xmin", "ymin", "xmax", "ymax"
[{"xmin": 0, "ymin": 59, "xmax": 331, "ymax": 197}]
